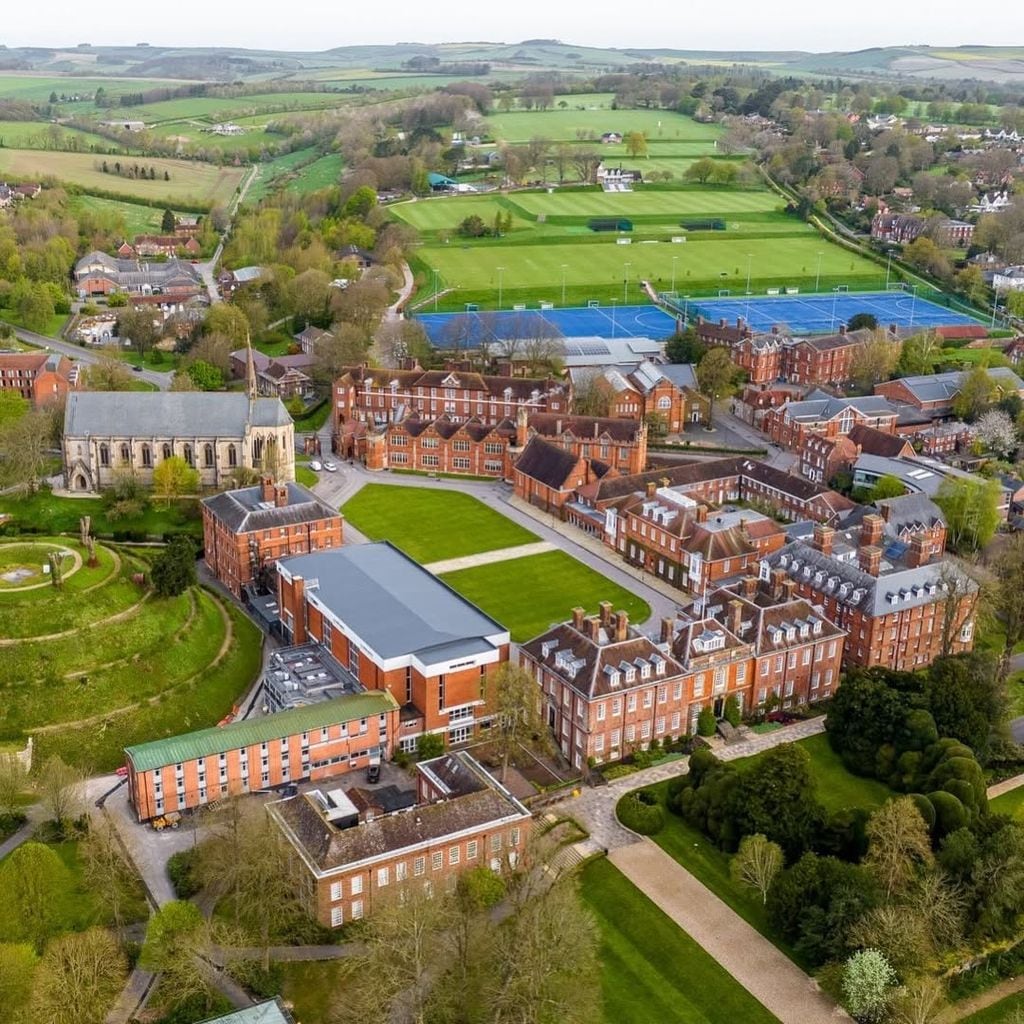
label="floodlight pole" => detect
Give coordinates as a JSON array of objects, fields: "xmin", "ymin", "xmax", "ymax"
[
  {"xmin": 909, "ymin": 285, "xmax": 918, "ymax": 329},
  {"xmin": 885, "ymin": 250, "xmax": 893, "ymax": 289},
  {"xmin": 815, "ymin": 251, "xmax": 823, "ymax": 293},
  {"xmin": 745, "ymin": 253, "xmax": 753, "ymax": 295},
  {"xmin": 433, "ymin": 269, "xmax": 439, "ymax": 312},
  {"xmin": 561, "ymin": 264, "xmax": 567, "ymax": 306},
  {"xmin": 624, "ymin": 262, "xmax": 632, "ymax": 304},
  {"xmin": 991, "ymin": 284, "xmax": 1002, "ymax": 329},
  {"xmin": 671, "ymin": 256, "xmax": 678, "ymax": 294},
  {"xmin": 611, "ymin": 297, "xmax": 618, "ymax": 337},
  {"xmin": 497, "ymin": 266, "xmax": 504, "ymax": 310}
]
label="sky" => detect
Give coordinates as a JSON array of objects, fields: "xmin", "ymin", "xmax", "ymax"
[{"xmin": 4, "ymin": 1, "xmax": 1024, "ymax": 53}]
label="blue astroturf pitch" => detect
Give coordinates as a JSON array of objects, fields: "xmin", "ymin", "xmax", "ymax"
[
  {"xmin": 416, "ymin": 304, "xmax": 680, "ymax": 345},
  {"xmin": 681, "ymin": 290, "xmax": 982, "ymax": 335}
]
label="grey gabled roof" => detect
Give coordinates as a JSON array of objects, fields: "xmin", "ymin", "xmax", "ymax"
[
  {"xmin": 201, "ymin": 482, "xmax": 339, "ymax": 534},
  {"xmin": 279, "ymin": 543, "xmax": 508, "ymax": 662},
  {"xmin": 891, "ymin": 367, "xmax": 1024, "ymax": 404},
  {"xmin": 782, "ymin": 390, "xmax": 897, "ymax": 422},
  {"xmin": 657, "ymin": 362, "xmax": 698, "ymax": 390},
  {"xmin": 65, "ymin": 392, "xmax": 291, "ymax": 437},
  {"xmin": 873, "ymin": 492, "xmax": 946, "ymax": 533}
]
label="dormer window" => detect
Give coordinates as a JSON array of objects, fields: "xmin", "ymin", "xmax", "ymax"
[
  {"xmin": 640, "ymin": 661, "xmax": 651, "ymax": 679},
  {"xmin": 799, "ymin": 622, "xmax": 809, "ymax": 638},
  {"xmin": 624, "ymin": 666, "xmax": 636, "ymax": 684},
  {"xmin": 786, "ymin": 627, "xmax": 796, "ymax": 641},
  {"xmin": 652, "ymin": 655, "xmax": 666, "ymax": 675},
  {"xmin": 541, "ymin": 640, "xmax": 558, "ymax": 658},
  {"xmin": 888, "ymin": 593, "xmax": 899, "ymax": 606},
  {"xmin": 759, "ymin": 561, "xmax": 771, "ymax": 581},
  {"xmin": 812, "ymin": 619, "xmax": 822, "ymax": 635}
]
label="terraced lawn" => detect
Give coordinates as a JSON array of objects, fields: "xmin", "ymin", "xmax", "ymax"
[
  {"xmin": 341, "ymin": 484, "xmax": 537, "ymax": 562},
  {"xmin": 440, "ymin": 550, "xmax": 651, "ymax": 640},
  {"xmin": 580, "ymin": 857, "xmax": 779, "ymax": 1024}
]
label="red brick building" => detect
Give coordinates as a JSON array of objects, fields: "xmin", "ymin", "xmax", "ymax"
[
  {"xmin": 275, "ymin": 544, "xmax": 511, "ymax": 750},
  {"xmin": 763, "ymin": 497, "xmax": 979, "ymax": 671},
  {"xmin": 513, "ymin": 436, "xmax": 611, "ymax": 515},
  {"xmin": 693, "ymin": 317, "xmax": 783, "ymax": 385},
  {"xmin": 201, "ymin": 478, "xmax": 343, "ymax": 598},
  {"xmin": 268, "ymin": 751, "xmax": 531, "ymax": 927},
  {"xmin": 575, "ymin": 361, "xmax": 708, "ymax": 431},
  {"xmin": 0, "ymin": 350, "xmax": 76, "ymax": 407},
  {"xmin": 875, "ymin": 368, "xmax": 1024, "ymax": 421},
  {"xmin": 764, "ymin": 391, "xmax": 900, "ymax": 449},
  {"xmin": 363, "ymin": 415, "xmax": 515, "ymax": 477},
  {"xmin": 124, "ymin": 691, "xmax": 399, "ymax": 822},
  {"xmin": 782, "ymin": 328, "xmax": 877, "ymax": 388},
  {"xmin": 332, "ymin": 365, "xmax": 569, "ymax": 437}
]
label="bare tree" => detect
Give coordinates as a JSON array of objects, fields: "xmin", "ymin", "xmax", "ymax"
[
  {"xmin": 572, "ymin": 371, "xmax": 612, "ymax": 417},
  {"xmin": 36, "ymin": 756, "xmax": 85, "ymax": 832},
  {"xmin": 865, "ymin": 797, "xmax": 934, "ymax": 900},
  {"xmin": 986, "ymin": 534, "xmax": 1024, "ymax": 681},
  {"xmin": 29, "ymin": 926, "xmax": 127, "ymax": 1024},
  {"xmin": 81, "ymin": 814, "xmax": 140, "ymax": 931},
  {"xmin": 491, "ymin": 663, "xmax": 554, "ymax": 783},
  {"xmin": 730, "ymin": 833, "xmax": 783, "ymax": 905},
  {"xmin": 0, "ymin": 753, "xmax": 28, "ymax": 817}
]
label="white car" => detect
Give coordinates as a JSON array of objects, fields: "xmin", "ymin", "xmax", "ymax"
[
  {"xmin": 309, "ymin": 460, "xmax": 323, "ymax": 472},
  {"xmin": 322, "ymin": 460, "xmax": 338, "ymax": 473}
]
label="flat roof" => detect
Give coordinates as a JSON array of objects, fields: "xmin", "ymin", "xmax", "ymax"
[
  {"xmin": 125, "ymin": 691, "xmax": 398, "ymax": 772},
  {"xmin": 279, "ymin": 542, "xmax": 509, "ymax": 662}
]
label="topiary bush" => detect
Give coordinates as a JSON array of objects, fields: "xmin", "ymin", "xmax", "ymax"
[
  {"xmin": 697, "ymin": 707, "xmax": 717, "ymax": 737},
  {"xmin": 724, "ymin": 695, "xmax": 741, "ymax": 727},
  {"xmin": 616, "ymin": 791, "xmax": 665, "ymax": 835}
]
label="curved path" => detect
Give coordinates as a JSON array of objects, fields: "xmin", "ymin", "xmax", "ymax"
[{"xmin": 0, "ymin": 543, "xmax": 82, "ymax": 592}]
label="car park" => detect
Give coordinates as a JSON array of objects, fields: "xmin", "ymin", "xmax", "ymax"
[{"xmin": 323, "ymin": 460, "xmax": 338, "ymax": 472}]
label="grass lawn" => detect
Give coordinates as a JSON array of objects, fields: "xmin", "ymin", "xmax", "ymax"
[
  {"xmin": 440, "ymin": 550, "xmax": 651, "ymax": 641},
  {"xmin": 1009, "ymin": 672, "xmax": 1024, "ymax": 719},
  {"xmin": 68, "ymin": 193, "xmax": 180, "ymax": 236},
  {"xmin": 0, "ymin": 488, "xmax": 201, "ymax": 540},
  {"xmin": 990, "ymin": 785, "xmax": 1024, "ymax": 821},
  {"xmin": 277, "ymin": 961, "xmax": 348, "ymax": 1024},
  {"xmin": 341, "ymin": 484, "xmax": 537, "ymax": 562},
  {"xmin": 0, "ymin": 149, "xmax": 245, "ymax": 207},
  {"xmin": 295, "ymin": 464, "xmax": 318, "ymax": 488},
  {"xmin": 282, "ymin": 152, "xmax": 344, "ymax": 195},
  {"xmin": 958, "ymin": 991, "xmax": 1024, "ymax": 1023},
  {"xmin": 292, "ymin": 398, "xmax": 332, "ymax": 432},
  {"xmin": 579, "ymin": 857, "xmax": 779, "ymax": 1024},
  {"xmin": 508, "ymin": 186, "xmax": 781, "ymax": 219},
  {"xmin": 0, "ymin": 311, "xmax": 68, "ymax": 338},
  {"xmin": 0, "ymin": 119, "xmax": 118, "ymax": 152},
  {"xmin": 483, "ymin": 106, "xmax": 722, "ymax": 144}
]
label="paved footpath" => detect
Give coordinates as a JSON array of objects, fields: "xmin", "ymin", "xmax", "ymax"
[{"xmin": 423, "ymin": 541, "xmax": 555, "ymax": 574}]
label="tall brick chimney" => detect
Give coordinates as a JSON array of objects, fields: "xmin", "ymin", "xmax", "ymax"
[
  {"xmin": 261, "ymin": 476, "xmax": 274, "ymax": 502},
  {"xmin": 599, "ymin": 601, "xmax": 614, "ymax": 627},
  {"xmin": 696, "ymin": 505, "xmax": 709, "ymax": 524},
  {"xmin": 614, "ymin": 611, "xmax": 629, "ymax": 642},
  {"xmin": 771, "ymin": 567, "xmax": 788, "ymax": 600},
  {"xmin": 906, "ymin": 534, "xmax": 930, "ymax": 568},
  {"xmin": 782, "ymin": 579, "xmax": 797, "ymax": 601},
  {"xmin": 646, "ymin": 480, "xmax": 657, "ymax": 499},
  {"xmin": 861, "ymin": 513, "xmax": 884, "ymax": 548},
  {"xmin": 588, "ymin": 617, "xmax": 602, "ymax": 643},
  {"xmin": 859, "ymin": 546, "xmax": 882, "ymax": 576},
  {"xmin": 274, "ymin": 484, "xmax": 289, "ymax": 508},
  {"xmin": 660, "ymin": 616, "xmax": 675, "ymax": 643},
  {"xmin": 741, "ymin": 576, "xmax": 758, "ymax": 599},
  {"xmin": 515, "ymin": 406, "xmax": 529, "ymax": 448},
  {"xmin": 813, "ymin": 523, "xmax": 835, "ymax": 556},
  {"xmin": 727, "ymin": 599, "xmax": 744, "ymax": 636},
  {"xmin": 571, "ymin": 607, "xmax": 586, "ymax": 630}
]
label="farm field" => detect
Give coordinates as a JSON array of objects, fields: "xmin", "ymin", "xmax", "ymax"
[
  {"xmin": 281, "ymin": 152, "xmax": 344, "ymax": 194},
  {"xmin": 580, "ymin": 857, "xmax": 780, "ymax": 1024},
  {"xmin": 0, "ymin": 119, "xmax": 119, "ymax": 151},
  {"xmin": 0, "ymin": 73, "xmax": 189, "ymax": 103},
  {"xmin": 0, "ymin": 536, "xmax": 262, "ymax": 771},
  {"xmin": 146, "ymin": 120, "xmax": 284, "ymax": 154},
  {"xmin": 340, "ymin": 484, "xmax": 537, "ymax": 562},
  {"xmin": 243, "ymin": 146, "xmax": 323, "ymax": 204},
  {"xmin": 68, "ymin": 193, "xmax": 184, "ymax": 235},
  {"xmin": 439, "ymin": 550, "xmax": 652, "ymax": 641},
  {"xmin": 0, "ymin": 148, "xmax": 245, "ymax": 207},
  {"xmin": 119, "ymin": 91, "xmax": 351, "ymax": 122}
]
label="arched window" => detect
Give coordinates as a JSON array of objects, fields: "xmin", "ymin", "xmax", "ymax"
[
  {"xmin": 227, "ymin": 444, "xmax": 237, "ymax": 468},
  {"xmin": 141, "ymin": 444, "xmax": 152, "ymax": 468},
  {"xmin": 162, "ymin": 443, "xmax": 172, "ymax": 461},
  {"xmin": 99, "ymin": 443, "xmax": 110, "ymax": 467},
  {"xmin": 120, "ymin": 443, "xmax": 131, "ymax": 464},
  {"xmin": 252, "ymin": 436, "xmax": 264, "ymax": 464},
  {"xmin": 657, "ymin": 396, "xmax": 672, "ymax": 410},
  {"xmin": 183, "ymin": 444, "xmax": 194, "ymax": 467},
  {"xmin": 204, "ymin": 443, "xmax": 214, "ymax": 468}
]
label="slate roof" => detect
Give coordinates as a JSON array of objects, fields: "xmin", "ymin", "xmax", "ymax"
[
  {"xmin": 278, "ymin": 543, "xmax": 509, "ymax": 661},
  {"xmin": 528, "ymin": 413, "xmax": 641, "ymax": 443},
  {"xmin": 705, "ymin": 585, "xmax": 846, "ymax": 653},
  {"xmin": 779, "ymin": 390, "xmax": 897, "ymax": 423},
  {"xmin": 847, "ymin": 423, "xmax": 913, "ymax": 458},
  {"xmin": 513, "ymin": 436, "xmax": 581, "ymax": 490},
  {"xmin": 125, "ymin": 692, "xmax": 398, "ymax": 772},
  {"xmin": 886, "ymin": 367, "xmax": 1024, "ymax": 404},
  {"xmin": 870, "ymin": 492, "xmax": 946, "ymax": 533},
  {"xmin": 64, "ymin": 392, "xmax": 291, "ymax": 437},
  {"xmin": 201, "ymin": 482, "xmax": 340, "ymax": 534}
]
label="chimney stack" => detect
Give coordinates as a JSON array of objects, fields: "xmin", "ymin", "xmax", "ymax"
[
  {"xmin": 615, "ymin": 611, "xmax": 629, "ymax": 642},
  {"xmin": 906, "ymin": 534, "xmax": 930, "ymax": 568},
  {"xmin": 727, "ymin": 599, "xmax": 743, "ymax": 637},
  {"xmin": 782, "ymin": 579, "xmax": 797, "ymax": 601},
  {"xmin": 588, "ymin": 617, "xmax": 602, "ymax": 643},
  {"xmin": 696, "ymin": 505, "xmax": 709, "ymax": 524},
  {"xmin": 646, "ymin": 480, "xmax": 657, "ymax": 499},
  {"xmin": 771, "ymin": 567, "xmax": 788, "ymax": 600},
  {"xmin": 838, "ymin": 324, "xmax": 847, "ymax": 336},
  {"xmin": 599, "ymin": 601, "xmax": 614, "ymax": 627},
  {"xmin": 861, "ymin": 513, "xmax": 884, "ymax": 548},
  {"xmin": 261, "ymin": 476, "xmax": 274, "ymax": 502},
  {"xmin": 571, "ymin": 607, "xmax": 586, "ymax": 630},
  {"xmin": 660, "ymin": 616, "xmax": 675, "ymax": 644},
  {"xmin": 719, "ymin": 317, "xmax": 727, "ymax": 328},
  {"xmin": 859, "ymin": 546, "xmax": 882, "ymax": 576},
  {"xmin": 274, "ymin": 484, "xmax": 289, "ymax": 508},
  {"xmin": 813, "ymin": 523, "xmax": 835, "ymax": 556},
  {"xmin": 741, "ymin": 575, "xmax": 758, "ymax": 598}
]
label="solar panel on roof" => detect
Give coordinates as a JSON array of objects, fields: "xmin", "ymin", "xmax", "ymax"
[{"xmin": 884, "ymin": 541, "xmax": 907, "ymax": 560}]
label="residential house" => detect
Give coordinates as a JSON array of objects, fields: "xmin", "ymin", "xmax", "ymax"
[
  {"xmin": 275, "ymin": 543, "xmax": 511, "ymax": 750},
  {"xmin": 124, "ymin": 691, "xmax": 399, "ymax": 822},
  {"xmin": 763, "ymin": 498, "xmax": 978, "ymax": 671},
  {"xmin": 201, "ymin": 477, "xmax": 343, "ymax": 598},
  {"xmin": 118, "ymin": 236, "xmax": 201, "ymax": 258},
  {"xmin": 217, "ymin": 266, "xmax": 265, "ymax": 298},
  {"xmin": 268, "ymin": 751, "xmax": 531, "ymax": 927},
  {"xmin": 994, "ymin": 267, "xmax": 1024, "ymax": 293},
  {"xmin": 0, "ymin": 351, "xmax": 76, "ymax": 407},
  {"xmin": 230, "ymin": 348, "xmax": 316, "ymax": 400}
]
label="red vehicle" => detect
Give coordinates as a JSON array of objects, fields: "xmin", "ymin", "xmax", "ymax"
[{"xmin": 115, "ymin": 765, "xmax": 129, "ymax": 778}]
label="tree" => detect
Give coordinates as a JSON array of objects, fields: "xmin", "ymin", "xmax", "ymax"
[
  {"xmin": 571, "ymin": 372, "xmax": 612, "ymax": 417},
  {"xmin": 116, "ymin": 306, "xmax": 160, "ymax": 360},
  {"xmin": 202, "ymin": 303, "xmax": 250, "ymax": 345},
  {"xmin": 842, "ymin": 949, "xmax": 897, "ymax": 1023},
  {"xmin": 696, "ymin": 346, "xmax": 739, "ymax": 428},
  {"xmin": 896, "ymin": 331, "xmax": 941, "ymax": 377},
  {"xmin": 869, "ymin": 474, "xmax": 906, "ymax": 501},
  {"xmin": 0, "ymin": 943, "xmax": 37, "ymax": 1021},
  {"xmin": 974, "ymin": 408, "xmax": 1017, "ymax": 459},
  {"xmin": 0, "ymin": 391, "xmax": 28, "ymax": 428},
  {"xmin": 139, "ymin": 901, "xmax": 216, "ymax": 1012},
  {"xmin": 685, "ymin": 157, "xmax": 717, "ymax": 184},
  {"xmin": 152, "ymin": 455, "xmax": 199, "ymax": 507},
  {"xmin": 37, "ymin": 756, "xmax": 84, "ymax": 833},
  {"xmin": 935, "ymin": 476, "xmax": 1001, "ymax": 552},
  {"xmin": 1007, "ymin": 290, "xmax": 1024, "ymax": 319},
  {"xmin": 889, "ymin": 975, "xmax": 947, "ymax": 1024},
  {"xmin": 0, "ymin": 408, "xmax": 55, "ymax": 494},
  {"xmin": 849, "ymin": 330, "xmax": 900, "ymax": 393},
  {"xmin": 989, "ymin": 533, "xmax": 1024, "ymax": 682},
  {"xmin": 926, "ymin": 652, "xmax": 1005, "ymax": 761},
  {"xmin": 314, "ymin": 323, "xmax": 370, "ymax": 383},
  {"xmin": 952, "ymin": 366, "xmax": 996, "ymax": 421},
  {"xmin": 80, "ymin": 353, "xmax": 134, "ymax": 392},
  {"xmin": 29, "ymin": 927, "xmax": 127, "ymax": 1024},
  {"xmin": 848, "ymin": 905, "xmax": 933, "ymax": 975},
  {"xmin": 0, "ymin": 754, "xmax": 28, "ymax": 817},
  {"xmin": 330, "ymin": 277, "xmax": 390, "ymax": 341},
  {"xmin": 697, "ymin": 706, "xmax": 717, "ymax": 736},
  {"xmin": 730, "ymin": 833, "xmax": 783, "ymax": 904},
  {"xmin": 161, "ymin": 208, "xmax": 176, "ymax": 233},
  {"xmin": 0, "ymin": 843, "xmax": 70, "ymax": 951},
  {"xmin": 288, "ymin": 268, "xmax": 331, "ymax": 323},
  {"xmin": 81, "ymin": 815, "xmax": 139, "ymax": 931},
  {"xmin": 151, "ymin": 536, "xmax": 197, "ymax": 597},
  {"xmin": 15, "ymin": 282, "xmax": 55, "ymax": 333},
  {"xmin": 624, "ymin": 131, "xmax": 648, "ymax": 158},
  {"xmin": 848, "ymin": 313, "xmax": 878, "ymax": 331},
  {"xmin": 490, "ymin": 663, "xmax": 554, "ymax": 783},
  {"xmin": 864, "ymin": 797, "xmax": 934, "ymax": 900},
  {"xmin": 186, "ymin": 359, "xmax": 224, "ymax": 391},
  {"xmin": 665, "ymin": 328, "xmax": 706, "ymax": 364}
]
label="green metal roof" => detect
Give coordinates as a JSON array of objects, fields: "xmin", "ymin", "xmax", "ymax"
[{"xmin": 125, "ymin": 691, "xmax": 399, "ymax": 772}]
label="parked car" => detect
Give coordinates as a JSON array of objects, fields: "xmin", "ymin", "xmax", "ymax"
[
  {"xmin": 309, "ymin": 460, "xmax": 323, "ymax": 471},
  {"xmin": 367, "ymin": 751, "xmax": 381, "ymax": 784},
  {"xmin": 322, "ymin": 460, "xmax": 338, "ymax": 472}
]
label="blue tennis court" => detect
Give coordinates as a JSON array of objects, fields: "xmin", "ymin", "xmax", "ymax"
[
  {"xmin": 417, "ymin": 304, "xmax": 679, "ymax": 346},
  {"xmin": 682, "ymin": 290, "xmax": 982, "ymax": 335}
]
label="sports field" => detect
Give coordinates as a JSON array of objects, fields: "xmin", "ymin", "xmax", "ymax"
[
  {"xmin": 508, "ymin": 188, "xmax": 780, "ymax": 218},
  {"xmin": 0, "ymin": 148, "xmax": 245, "ymax": 206},
  {"xmin": 483, "ymin": 105, "xmax": 722, "ymax": 145}
]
